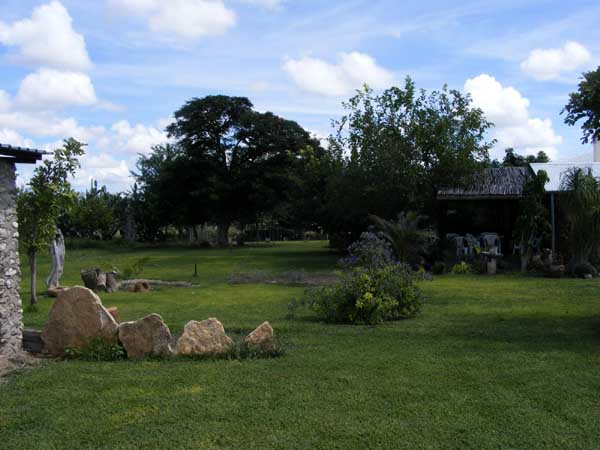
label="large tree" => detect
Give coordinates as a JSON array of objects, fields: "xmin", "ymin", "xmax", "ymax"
[
  {"xmin": 324, "ymin": 79, "xmax": 493, "ymax": 239},
  {"xmin": 165, "ymin": 95, "xmax": 319, "ymax": 245},
  {"xmin": 17, "ymin": 138, "xmax": 84, "ymax": 306},
  {"xmin": 563, "ymin": 66, "xmax": 600, "ymax": 143},
  {"xmin": 133, "ymin": 143, "xmax": 204, "ymax": 241}
]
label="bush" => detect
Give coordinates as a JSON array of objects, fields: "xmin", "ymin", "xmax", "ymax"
[
  {"xmin": 573, "ymin": 262, "xmax": 598, "ymax": 278},
  {"xmin": 339, "ymin": 232, "xmax": 396, "ymax": 270},
  {"xmin": 119, "ymin": 256, "xmax": 151, "ymax": 280},
  {"xmin": 301, "ymin": 264, "xmax": 423, "ymax": 325},
  {"xmin": 432, "ymin": 261, "xmax": 446, "ymax": 275},
  {"xmin": 451, "ymin": 261, "xmax": 473, "ymax": 275},
  {"xmin": 64, "ymin": 337, "xmax": 126, "ymax": 361}
]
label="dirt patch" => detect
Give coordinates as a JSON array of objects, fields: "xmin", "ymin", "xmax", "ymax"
[
  {"xmin": 229, "ymin": 270, "xmax": 338, "ymax": 286},
  {"xmin": 0, "ymin": 353, "xmax": 44, "ymax": 382}
]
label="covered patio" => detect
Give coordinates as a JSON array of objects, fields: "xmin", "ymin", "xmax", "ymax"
[{"xmin": 437, "ymin": 166, "xmax": 532, "ymax": 258}]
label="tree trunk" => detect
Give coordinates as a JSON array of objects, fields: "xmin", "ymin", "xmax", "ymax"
[
  {"xmin": 217, "ymin": 220, "xmax": 230, "ymax": 246},
  {"xmin": 46, "ymin": 229, "xmax": 65, "ymax": 289},
  {"xmin": 29, "ymin": 248, "xmax": 37, "ymax": 306},
  {"xmin": 520, "ymin": 245, "xmax": 532, "ymax": 273}
]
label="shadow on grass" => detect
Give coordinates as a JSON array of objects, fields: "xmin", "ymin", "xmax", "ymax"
[{"xmin": 427, "ymin": 312, "xmax": 600, "ymax": 349}]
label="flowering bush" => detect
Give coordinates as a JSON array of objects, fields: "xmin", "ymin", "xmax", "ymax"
[
  {"xmin": 303, "ymin": 264, "xmax": 423, "ymax": 325},
  {"xmin": 339, "ymin": 232, "xmax": 396, "ymax": 270}
]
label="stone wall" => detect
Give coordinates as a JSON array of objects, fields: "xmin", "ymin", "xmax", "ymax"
[{"xmin": 0, "ymin": 159, "xmax": 22, "ymax": 359}]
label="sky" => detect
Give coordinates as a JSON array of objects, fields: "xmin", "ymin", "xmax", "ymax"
[{"xmin": 1, "ymin": 0, "xmax": 599, "ymax": 192}]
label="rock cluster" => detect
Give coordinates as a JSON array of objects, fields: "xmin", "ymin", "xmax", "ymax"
[{"xmin": 39, "ymin": 286, "xmax": 275, "ymax": 360}]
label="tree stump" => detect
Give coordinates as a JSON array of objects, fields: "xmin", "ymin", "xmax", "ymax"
[{"xmin": 81, "ymin": 268, "xmax": 120, "ymax": 293}]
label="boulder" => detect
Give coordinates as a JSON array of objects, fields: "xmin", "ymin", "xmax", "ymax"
[
  {"xmin": 118, "ymin": 314, "xmax": 173, "ymax": 359},
  {"xmin": 244, "ymin": 321, "xmax": 274, "ymax": 353},
  {"xmin": 41, "ymin": 286, "xmax": 119, "ymax": 356},
  {"xmin": 176, "ymin": 318, "xmax": 234, "ymax": 356}
]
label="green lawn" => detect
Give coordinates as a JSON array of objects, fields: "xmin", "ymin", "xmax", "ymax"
[{"xmin": 2, "ymin": 241, "xmax": 600, "ymax": 449}]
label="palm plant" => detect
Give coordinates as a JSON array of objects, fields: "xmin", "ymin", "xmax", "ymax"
[
  {"xmin": 560, "ymin": 168, "xmax": 600, "ymax": 267},
  {"xmin": 513, "ymin": 170, "xmax": 551, "ymax": 272},
  {"xmin": 370, "ymin": 212, "xmax": 437, "ymax": 265}
]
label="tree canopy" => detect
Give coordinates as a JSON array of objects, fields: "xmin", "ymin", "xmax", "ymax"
[
  {"xmin": 134, "ymin": 95, "xmax": 320, "ymax": 244},
  {"xmin": 322, "ymin": 79, "xmax": 493, "ymax": 242},
  {"xmin": 563, "ymin": 66, "xmax": 600, "ymax": 144},
  {"xmin": 496, "ymin": 148, "xmax": 550, "ymax": 167}
]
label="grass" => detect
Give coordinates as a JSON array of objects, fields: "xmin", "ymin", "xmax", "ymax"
[{"xmin": 2, "ymin": 241, "xmax": 600, "ymax": 449}]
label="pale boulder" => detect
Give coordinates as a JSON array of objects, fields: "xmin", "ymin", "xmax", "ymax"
[
  {"xmin": 244, "ymin": 321, "xmax": 274, "ymax": 352},
  {"xmin": 41, "ymin": 286, "xmax": 119, "ymax": 356},
  {"xmin": 118, "ymin": 314, "xmax": 173, "ymax": 359},
  {"xmin": 176, "ymin": 318, "xmax": 233, "ymax": 356}
]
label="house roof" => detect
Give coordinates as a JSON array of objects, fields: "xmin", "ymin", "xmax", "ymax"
[
  {"xmin": 530, "ymin": 162, "xmax": 600, "ymax": 192},
  {"xmin": 438, "ymin": 166, "xmax": 532, "ymax": 200},
  {"xmin": 0, "ymin": 143, "xmax": 47, "ymax": 164}
]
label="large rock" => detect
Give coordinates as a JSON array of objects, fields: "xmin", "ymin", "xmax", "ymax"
[
  {"xmin": 118, "ymin": 314, "xmax": 173, "ymax": 359},
  {"xmin": 42, "ymin": 286, "xmax": 119, "ymax": 356},
  {"xmin": 244, "ymin": 321, "xmax": 274, "ymax": 353},
  {"xmin": 176, "ymin": 318, "xmax": 234, "ymax": 356}
]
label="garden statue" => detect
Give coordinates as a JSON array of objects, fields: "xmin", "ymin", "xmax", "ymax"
[{"xmin": 46, "ymin": 229, "xmax": 65, "ymax": 289}]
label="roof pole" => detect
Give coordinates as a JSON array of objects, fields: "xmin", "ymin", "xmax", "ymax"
[{"xmin": 550, "ymin": 192, "xmax": 556, "ymax": 258}]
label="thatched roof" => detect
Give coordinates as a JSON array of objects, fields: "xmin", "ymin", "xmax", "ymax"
[{"xmin": 438, "ymin": 167, "xmax": 531, "ymax": 199}]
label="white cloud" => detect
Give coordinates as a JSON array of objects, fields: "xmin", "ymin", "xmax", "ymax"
[
  {"xmin": 4, "ymin": 117, "xmax": 168, "ymax": 191},
  {"xmin": 464, "ymin": 74, "xmax": 563, "ymax": 159},
  {"xmin": 0, "ymin": 110, "xmax": 104, "ymax": 141},
  {"xmin": 0, "ymin": 91, "xmax": 11, "ymax": 112},
  {"xmin": 0, "ymin": 128, "xmax": 34, "ymax": 148},
  {"xmin": 72, "ymin": 153, "xmax": 133, "ymax": 191},
  {"xmin": 109, "ymin": 0, "xmax": 236, "ymax": 41},
  {"xmin": 0, "ymin": 1, "xmax": 92, "ymax": 71},
  {"xmin": 16, "ymin": 69, "xmax": 97, "ymax": 109},
  {"xmin": 520, "ymin": 41, "xmax": 591, "ymax": 81},
  {"xmin": 104, "ymin": 120, "xmax": 168, "ymax": 154},
  {"xmin": 283, "ymin": 52, "xmax": 394, "ymax": 96},
  {"xmin": 464, "ymin": 74, "xmax": 529, "ymax": 127}
]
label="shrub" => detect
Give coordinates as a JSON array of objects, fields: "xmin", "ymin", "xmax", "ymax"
[
  {"xmin": 451, "ymin": 261, "xmax": 473, "ymax": 275},
  {"xmin": 432, "ymin": 261, "xmax": 446, "ymax": 275},
  {"xmin": 119, "ymin": 256, "xmax": 151, "ymax": 280},
  {"xmin": 302, "ymin": 264, "xmax": 423, "ymax": 325},
  {"xmin": 339, "ymin": 232, "xmax": 396, "ymax": 270},
  {"xmin": 573, "ymin": 262, "xmax": 598, "ymax": 278},
  {"xmin": 64, "ymin": 337, "xmax": 126, "ymax": 361}
]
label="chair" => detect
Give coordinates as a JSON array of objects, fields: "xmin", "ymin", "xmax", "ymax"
[{"xmin": 480, "ymin": 233, "xmax": 501, "ymax": 254}]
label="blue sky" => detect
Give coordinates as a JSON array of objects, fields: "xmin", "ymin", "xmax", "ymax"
[{"xmin": 1, "ymin": 0, "xmax": 599, "ymax": 191}]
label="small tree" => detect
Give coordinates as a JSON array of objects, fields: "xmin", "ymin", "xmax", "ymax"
[
  {"xmin": 513, "ymin": 171, "xmax": 551, "ymax": 272},
  {"xmin": 17, "ymin": 138, "xmax": 84, "ymax": 306}
]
